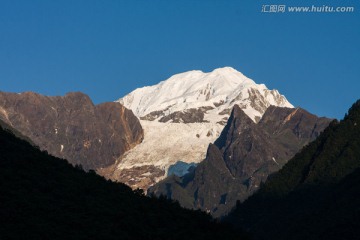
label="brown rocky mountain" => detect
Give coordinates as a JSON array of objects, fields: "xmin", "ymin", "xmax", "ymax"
[
  {"xmin": 148, "ymin": 105, "xmax": 331, "ymax": 217},
  {"xmin": 0, "ymin": 91, "xmax": 143, "ymax": 170}
]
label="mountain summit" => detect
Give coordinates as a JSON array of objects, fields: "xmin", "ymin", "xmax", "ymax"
[
  {"xmin": 118, "ymin": 67, "xmax": 293, "ymax": 123},
  {"xmin": 101, "ymin": 67, "xmax": 294, "ymax": 189}
]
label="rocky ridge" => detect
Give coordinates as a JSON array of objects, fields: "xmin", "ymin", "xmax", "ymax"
[{"xmin": 0, "ymin": 91, "xmax": 143, "ymax": 170}]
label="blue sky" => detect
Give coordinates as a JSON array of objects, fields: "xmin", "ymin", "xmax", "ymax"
[{"xmin": 0, "ymin": 0, "xmax": 359, "ymax": 119}]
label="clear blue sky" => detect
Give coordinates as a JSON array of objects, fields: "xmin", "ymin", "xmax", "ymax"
[{"xmin": 0, "ymin": 0, "xmax": 359, "ymax": 119}]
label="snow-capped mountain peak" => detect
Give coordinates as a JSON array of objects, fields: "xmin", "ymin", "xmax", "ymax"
[
  {"xmin": 118, "ymin": 67, "xmax": 292, "ymax": 123},
  {"xmin": 108, "ymin": 67, "xmax": 293, "ymax": 190}
]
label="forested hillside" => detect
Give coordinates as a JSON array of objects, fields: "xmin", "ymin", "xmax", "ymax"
[{"xmin": 0, "ymin": 126, "xmax": 245, "ymax": 240}]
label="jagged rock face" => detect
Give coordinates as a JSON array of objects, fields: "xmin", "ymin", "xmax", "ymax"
[
  {"xmin": 148, "ymin": 105, "xmax": 332, "ymax": 217},
  {"xmin": 158, "ymin": 107, "xmax": 214, "ymax": 123},
  {"xmin": 0, "ymin": 91, "xmax": 144, "ymax": 170},
  {"xmin": 110, "ymin": 67, "xmax": 293, "ymax": 190}
]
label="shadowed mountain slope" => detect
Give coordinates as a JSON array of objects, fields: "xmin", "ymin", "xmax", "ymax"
[
  {"xmin": 226, "ymin": 100, "xmax": 360, "ymax": 240},
  {"xmin": 0, "ymin": 125, "xmax": 246, "ymax": 240},
  {"xmin": 149, "ymin": 105, "xmax": 331, "ymax": 217}
]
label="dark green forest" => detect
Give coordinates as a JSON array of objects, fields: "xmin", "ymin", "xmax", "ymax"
[
  {"xmin": 0, "ymin": 124, "xmax": 246, "ymax": 240},
  {"xmin": 227, "ymin": 100, "xmax": 360, "ymax": 240}
]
